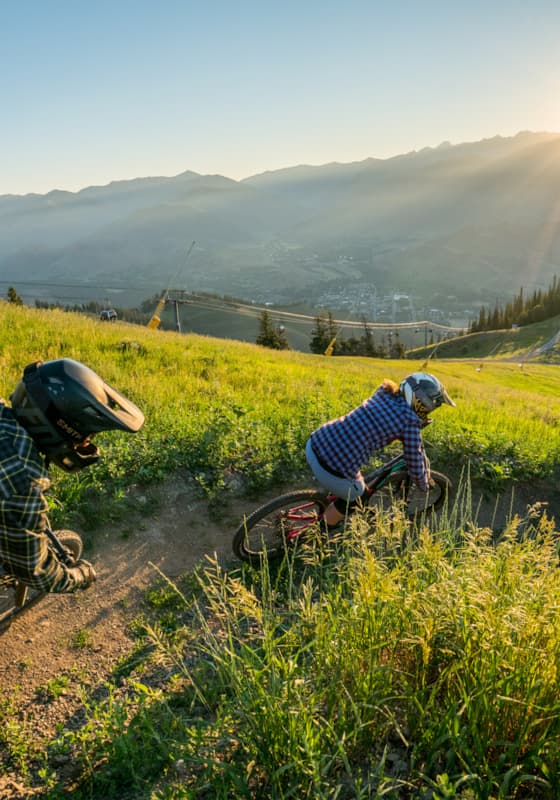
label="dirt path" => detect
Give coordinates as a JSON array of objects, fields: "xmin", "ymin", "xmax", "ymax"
[
  {"xmin": 1, "ymin": 474, "xmax": 556, "ymax": 698},
  {"xmin": 0, "ymin": 472, "xmax": 557, "ymax": 798},
  {"xmin": 0, "ymin": 474, "xmax": 249, "ymax": 798}
]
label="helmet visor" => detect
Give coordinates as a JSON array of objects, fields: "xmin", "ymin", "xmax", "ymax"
[{"xmin": 438, "ymin": 384, "xmax": 456, "ymax": 408}]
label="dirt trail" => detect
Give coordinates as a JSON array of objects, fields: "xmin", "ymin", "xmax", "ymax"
[
  {"xmin": 1, "ymin": 474, "xmax": 556, "ymax": 697},
  {"xmin": 0, "ymin": 472, "xmax": 557, "ymax": 798},
  {"xmin": 0, "ymin": 475, "xmax": 242, "ymax": 692},
  {"xmin": 0, "ymin": 473, "xmax": 251, "ymax": 798}
]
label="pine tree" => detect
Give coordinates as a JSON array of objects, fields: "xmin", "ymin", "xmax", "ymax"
[
  {"xmin": 362, "ymin": 319, "xmax": 378, "ymax": 357},
  {"xmin": 255, "ymin": 310, "xmax": 289, "ymax": 350},
  {"xmin": 7, "ymin": 286, "xmax": 23, "ymax": 305},
  {"xmin": 310, "ymin": 313, "xmax": 338, "ymax": 354},
  {"xmin": 309, "ymin": 315, "xmax": 327, "ymax": 353}
]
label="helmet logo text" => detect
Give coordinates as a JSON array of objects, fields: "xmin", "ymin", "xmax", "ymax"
[{"xmin": 56, "ymin": 418, "xmax": 83, "ymax": 441}]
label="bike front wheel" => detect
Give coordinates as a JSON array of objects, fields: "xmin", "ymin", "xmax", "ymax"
[
  {"xmin": 232, "ymin": 489, "xmax": 329, "ymax": 565},
  {"xmin": 365, "ymin": 469, "xmax": 451, "ymax": 519},
  {"xmin": 53, "ymin": 529, "xmax": 84, "ymax": 562},
  {"xmin": 13, "ymin": 529, "xmax": 84, "ymax": 608},
  {"xmin": 1, "ymin": 530, "xmax": 85, "ymax": 627}
]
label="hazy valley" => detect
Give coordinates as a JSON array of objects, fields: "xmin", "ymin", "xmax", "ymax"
[{"xmin": 2, "ymin": 130, "xmax": 560, "ymax": 326}]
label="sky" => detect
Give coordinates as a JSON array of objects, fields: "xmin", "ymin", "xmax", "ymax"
[{"xmin": 2, "ymin": 0, "xmax": 560, "ymax": 196}]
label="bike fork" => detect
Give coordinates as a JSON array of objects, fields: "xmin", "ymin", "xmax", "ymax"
[{"xmin": 14, "ymin": 583, "xmax": 29, "ymax": 608}]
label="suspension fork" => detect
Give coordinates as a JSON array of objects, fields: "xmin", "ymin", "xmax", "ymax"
[{"xmin": 364, "ymin": 458, "xmax": 409, "ymax": 498}]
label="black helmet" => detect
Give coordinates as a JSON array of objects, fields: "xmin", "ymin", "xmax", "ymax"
[{"xmin": 11, "ymin": 358, "xmax": 145, "ymax": 471}]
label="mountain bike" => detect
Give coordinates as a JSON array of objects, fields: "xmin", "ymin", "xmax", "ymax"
[
  {"xmin": 232, "ymin": 453, "xmax": 452, "ymax": 565},
  {"xmin": 0, "ymin": 528, "xmax": 83, "ymax": 630}
]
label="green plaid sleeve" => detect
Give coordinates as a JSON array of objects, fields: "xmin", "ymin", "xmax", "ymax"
[{"xmin": 0, "ymin": 406, "xmax": 80, "ymax": 592}]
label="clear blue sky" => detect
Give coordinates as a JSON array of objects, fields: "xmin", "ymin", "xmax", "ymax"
[{"xmin": 2, "ymin": 0, "xmax": 559, "ymax": 196}]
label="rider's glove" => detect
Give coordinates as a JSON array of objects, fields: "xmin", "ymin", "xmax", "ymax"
[{"xmin": 69, "ymin": 559, "xmax": 97, "ymax": 590}]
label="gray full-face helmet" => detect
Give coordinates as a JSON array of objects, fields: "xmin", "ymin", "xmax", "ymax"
[{"xmin": 399, "ymin": 372, "xmax": 455, "ymax": 424}]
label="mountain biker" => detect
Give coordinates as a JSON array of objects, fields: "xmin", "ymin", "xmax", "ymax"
[
  {"xmin": 305, "ymin": 372, "xmax": 455, "ymax": 528},
  {"xmin": 0, "ymin": 358, "xmax": 144, "ymax": 593}
]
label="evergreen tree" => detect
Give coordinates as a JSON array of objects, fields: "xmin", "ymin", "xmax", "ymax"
[
  {"xmin": 362, "ymin": 319, "xmax": 379, "ymax": 357},
  {"xmin": 7, "ymin": 286, "xmax": 23, "ymax": 305},
  {"xmin": 255, "ymin": 310, "xmax": 289, "ymax": 350},
  {"xmin": 309, "ymin": 315, "xmax": 328, "ymax": 353},
  {"xmin": 471, "ymin": 275, "xmax": 560, "ymax": 332},
  {"xmin": 310, "ymin": 312, "xmax": 338, "ymax": 354},
  {"xmin": 275, "ymin": 324, "xmax": 290, "ymax": 350}
]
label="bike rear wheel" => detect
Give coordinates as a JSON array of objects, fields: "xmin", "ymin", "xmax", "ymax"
[
  {"xmin": 233, "ymin": 490, "xmax": 329, "ymax": 565},
  {"xmin": 365, "ymin": 469, "xmax": 451, "ymax": 518}
]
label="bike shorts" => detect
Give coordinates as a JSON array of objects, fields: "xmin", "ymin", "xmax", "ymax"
[{"xmin": 305, "ymin": 439, "xmax": 366, "ymax": 506}]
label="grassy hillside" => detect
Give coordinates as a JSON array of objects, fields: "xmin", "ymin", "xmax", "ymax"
[
  {"xmin": 2, "ymin": 302, "xmax": 560, "ymax": 798},
  {"xmin": 408, "ymin": 313, "xmax": 560, "ymax": 361},
  {"xmin": 2, "ymin": 301, "xmax": 560, "ymax": 525},
  {"xmin": 2, "ymin": 301, "xmax": 560, "ymax": 529}
]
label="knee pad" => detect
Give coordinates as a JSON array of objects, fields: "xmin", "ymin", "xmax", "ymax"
[{"xmin": 333, "ymin": 495, "xmax": 362, "ymax": 515}]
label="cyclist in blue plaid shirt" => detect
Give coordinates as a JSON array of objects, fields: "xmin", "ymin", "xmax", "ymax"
[
  {"xmin": 306, "ymin": 372, "xmax": 455, "ymax": 529},
  {"xmin": 0, "ymin": 358, "xmax": 144, "ymax": 593}
]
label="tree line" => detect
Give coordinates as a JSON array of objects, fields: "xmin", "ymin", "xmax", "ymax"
[
  {"xmin": 470, "ymin": 276, "xmax": 560, "ymax": 332},
  {"xmin": 256, "ymin": 309, "xmax": 406, "ymax": 358}
]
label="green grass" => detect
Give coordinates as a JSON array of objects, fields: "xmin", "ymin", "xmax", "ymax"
[
  {"xmin": 1, "ymin": 301, "xmax": 560, "ymax": 530},
  {"xmin": 2, "ymin": 301, "xmax": 560, "ymax": 798},
  {"xmin": 40, "ymin": 508, "xmax": 560, "ymax": 799},
  {"xmin": 408, "ymin": 314, "xmax": 560, "ymax": 361}
]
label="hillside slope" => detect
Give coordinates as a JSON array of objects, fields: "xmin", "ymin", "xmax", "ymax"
[
  {"xmin": 1, "ymin": 303, "xmax": 560, "ymax": 796},
  {"xmin": 408, "ymin": 313, "xmax": 560, "ymax": 361}
]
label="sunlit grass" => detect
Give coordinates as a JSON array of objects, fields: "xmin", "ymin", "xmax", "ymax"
[
  {"xmin": 2, "ymin": 302, "xmax": 560, "ymax": 797},
  {"xmin": 1, "ymin": 302, "xmax": 560, "ymax": 530},
  {"xmin": 48, "ymin": 503, "xmax": 560, "ymax": 799}
]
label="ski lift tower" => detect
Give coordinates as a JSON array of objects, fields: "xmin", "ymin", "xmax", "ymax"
[
  {"xmin": 146, "ymin": 240, "xmax": 195, "ymax": 330},
  {"xmin": 166, "ymin": 289, "xmax": 192, "ymax": 333}
]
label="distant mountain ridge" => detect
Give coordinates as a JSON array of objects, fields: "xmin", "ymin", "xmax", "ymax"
[{"xmin": 2, "ymin": 131, "xmax": 560, "ymax": 309}]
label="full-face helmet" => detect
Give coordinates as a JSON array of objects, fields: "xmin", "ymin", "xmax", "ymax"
[
  {"xmin": 399, "ymin": 372, "xmax": 455, "ymax": 425},
  {"xmin": 10, "ymin": 359, "xmax": 144, "ymax": 471}
]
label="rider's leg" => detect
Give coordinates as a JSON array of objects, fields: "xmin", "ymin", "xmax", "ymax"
[
  {"xmin": 323, "ymin": 501, "xmax": 345, "ymax": 527},
  {"xmin": 305, "ymin": 439, "xmax": 365, "ymax": 528},
  {"xmin": 324, "ymin": 494, "xmax": 364, "ymax": 527}
]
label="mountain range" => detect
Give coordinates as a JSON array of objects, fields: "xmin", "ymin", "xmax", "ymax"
[{"xmin": 2, "ymin": 130, "xmax": 560, "ymax": 311}]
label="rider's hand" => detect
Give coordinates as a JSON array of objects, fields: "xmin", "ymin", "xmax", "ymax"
[{"xmin": 70, "ymin": 559, "xmax": 97, "ymax": 590}]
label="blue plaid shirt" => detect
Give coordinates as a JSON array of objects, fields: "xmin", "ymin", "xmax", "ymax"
[
  {"xmin": 309, "ymin": 386, "xmax": 430, "ymax": 490},
  {"xmin": 0, "ymin": 402, "xmax": 81, "ymax": 592}
]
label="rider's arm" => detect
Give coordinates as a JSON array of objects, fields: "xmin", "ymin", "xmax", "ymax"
[
  {"xmin": 0, "ymin": 421, "xmax": 90, "ymax": 592},
  {"xmin": 401, "ymin": 423, "xmax": 430, "ymax": 491},
  {"xmin": 0, "ymin": 496, "xmax": 89, "ymax": 593}
]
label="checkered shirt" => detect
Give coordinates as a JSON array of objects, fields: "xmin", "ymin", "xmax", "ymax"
[
  {"xmin": 309, "ymin": 386, "xmax": 430, "ymax": 490},
  {"xmin": 0, "ymin": 402, "xmax": 78, "ymax": 592}
]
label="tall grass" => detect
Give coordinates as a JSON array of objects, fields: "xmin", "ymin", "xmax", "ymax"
[{"xmin": 46, "ymin": 504, "xmax": 560, "ymax": 799}]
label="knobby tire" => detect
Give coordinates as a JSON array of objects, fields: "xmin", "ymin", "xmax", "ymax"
[{"xmin": 364, "ymin": 469, "xmax": 451, "ymax": 518}]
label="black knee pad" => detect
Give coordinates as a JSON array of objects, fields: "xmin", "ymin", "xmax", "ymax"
[{"xmin": 333, "ymin": 495, "xmax": 362, "ymax": 515}]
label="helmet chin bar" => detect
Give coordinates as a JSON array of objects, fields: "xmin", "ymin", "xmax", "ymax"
[
  {"xmin": 412, "ymin": 397, "xmax": 431, "ymax": 424},
  {"xmin": 46, "ymin": 441, "xmax": 100, "ymax": 473}
]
